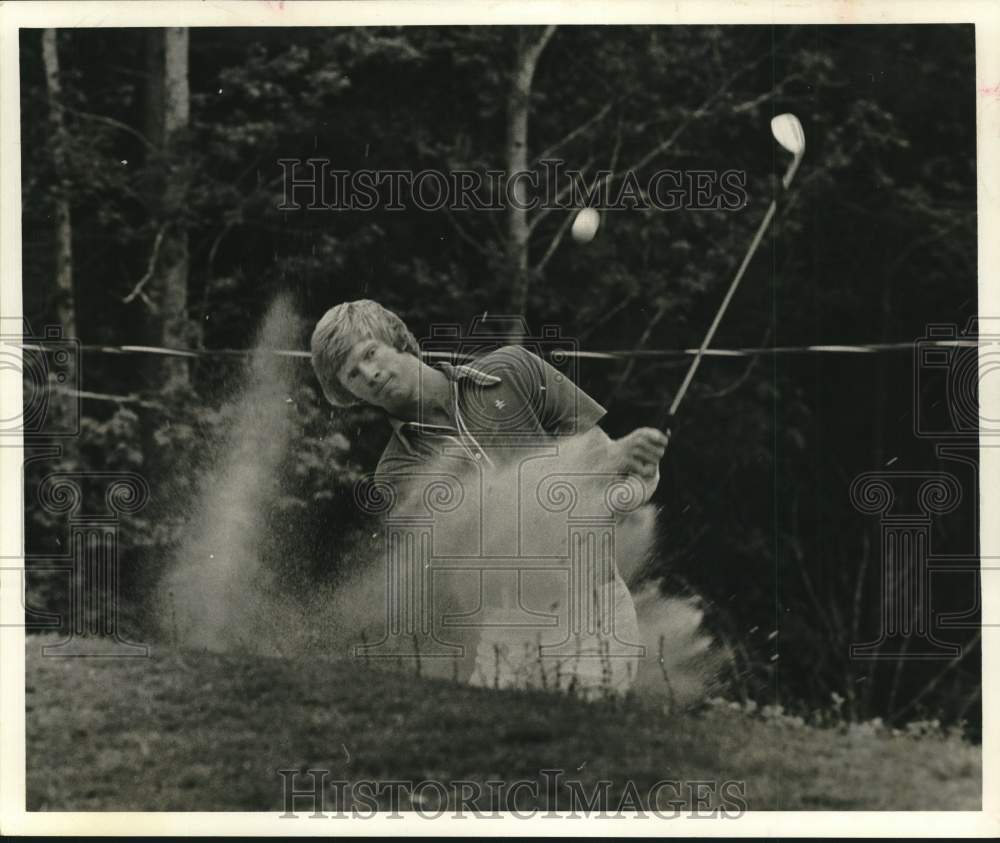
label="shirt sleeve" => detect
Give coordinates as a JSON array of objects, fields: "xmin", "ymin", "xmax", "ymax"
[{"xmin": 502, "ymin": 345, "xmax": 606, "ymax": 436}]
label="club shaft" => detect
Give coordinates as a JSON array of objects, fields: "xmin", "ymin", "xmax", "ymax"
[
  {"xmin": 782, "ymin": 154, "xmax": 803, "ymax": 190},
  {"xmin": 667, "ymin": 197, "xmax": 778, "ymax": 420}
]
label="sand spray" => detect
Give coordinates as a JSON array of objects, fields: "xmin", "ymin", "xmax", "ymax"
[{"xmin": 160, "ymin": 297, "xmax": 727, "ymax": 705}]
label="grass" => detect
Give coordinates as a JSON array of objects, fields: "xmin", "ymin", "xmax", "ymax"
[{"xmin": 25, "ymin": 634, "xmax": 981, "ymax": 812}]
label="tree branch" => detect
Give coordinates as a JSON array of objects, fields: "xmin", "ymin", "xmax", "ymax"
[
  {"xmin": 442, "ymin": 207, "xmax": 493, "ymax": 258},
  {"xmin": 603, "ymin": 300, "xmax": 669, "ymax": 409},
  {"xmin": 731, "ymin": 74, "xmax": 805, "ymax": 113},
  {"xmin": 888, "ymin": 630, "xmax": 981, "ymax": 725},
  {"xmin": 206, "ymin": 221, "xmax": 235, "ymax": 276},
  {"xmin": 525, "ymin": 24, "xmax": 557, "ymax": 66},
  {"xmin": 527, "ymin": 155, "xmax": 597, "ymax": 233},
  {"xmin": 578, "ymin": 292, "xmax": 638, "ymax": 342},
  {"xmin": 703, "ymin": 324, "xmax": 773, "ymax": 398},
  {"xmin": 529, "ymin": 54, "xmax": 770, "ymax": 234},
  {"xmin": 123, "ymin": 224, "xmax": 168, "ymax": 309},
  {"xmin": 533, "ymin": 206, "xmax": 576, "ymax": 274},
  {"xmin": 532, "ymin": 100, "xmax": 614, "ymax": 166},
  {"xmin": 58, "ymin": 102, "xmax": 156, "ymax": 151}
]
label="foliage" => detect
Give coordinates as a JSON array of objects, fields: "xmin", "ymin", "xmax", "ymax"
[
  {"xmin": 705, "ymin": 693, "xmax": 975, "ymax": 742},
  {"xmin": 19, "ymin": 24, "xmax": 980, "ymax": 729},
  {"xmin": 25, "ymin": 373, "xmax": 370, "ymax": 620}
]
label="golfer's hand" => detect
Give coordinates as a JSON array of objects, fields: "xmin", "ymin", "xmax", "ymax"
[{"xmin": 613, "ymin": 427, "xmax": 669, "ymax": 483}]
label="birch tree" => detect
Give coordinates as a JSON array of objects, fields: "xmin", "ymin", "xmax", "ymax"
[
  {"xmin": 41, "ymin": 28, "xmax": 75, "ymax": 340},
  {"xmin": 506, "ymin": 25, "xmax": 556, "ymax": 323},
  {"xmin": 131, "ymin": 27, "xmax": 192, "ymax": 390}
]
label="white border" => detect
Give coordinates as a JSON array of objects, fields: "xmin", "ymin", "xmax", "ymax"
[{"xmin": 1, "ymin": 0, "xmax": 998, "ymax": 837}]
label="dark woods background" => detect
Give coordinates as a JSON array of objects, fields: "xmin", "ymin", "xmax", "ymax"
[{"xmin": 19, "ymin": 25, "xmax": 979, "ymax": 732}]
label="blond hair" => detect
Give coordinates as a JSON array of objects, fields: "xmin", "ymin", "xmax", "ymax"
[{"xmin": 310, "ymin": 300, "xmax": 420, "ymax": 406}]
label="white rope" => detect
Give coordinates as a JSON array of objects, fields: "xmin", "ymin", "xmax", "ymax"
[{"xmin": 15, "ymin": 338, "xmax": 980, "ymax": 361}]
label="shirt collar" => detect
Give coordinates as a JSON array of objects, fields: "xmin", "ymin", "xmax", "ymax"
[
  {"xmin": 434, "ymin": 360, "xmax": 503, "ymax": 388},
  {"xmin": 387, "ymin": 359, "xmax": 501, "ymax": 438}
]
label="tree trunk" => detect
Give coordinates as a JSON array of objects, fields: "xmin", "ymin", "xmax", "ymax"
[
  {"xmin": 142, "ymin": 27, "xmax": 192, "ymax": 391},
  {"xmin": 41, "ymin": 29, "xmax": 75, "ymax": 340},
  {"xmin": 161, "ymin": 27, "xmax": 191, "ymax": 385},
  {"xmin": 506, "ymin": 25, "xmax": 555, "ymax": 328}
]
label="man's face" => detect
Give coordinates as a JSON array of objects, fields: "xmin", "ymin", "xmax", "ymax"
[{"xmin": 337, "ymin": 337, "xmax": 421, "ymax": 412}]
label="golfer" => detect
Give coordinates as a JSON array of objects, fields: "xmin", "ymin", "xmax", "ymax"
[{"xmin": 311, "ymin": 299, "xmax": 668, "ymax": 692}]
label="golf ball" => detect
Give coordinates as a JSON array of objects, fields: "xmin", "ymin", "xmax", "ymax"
[{"xmin": 571, "ymin": 207, "xmax": 600, "ymax": 243}]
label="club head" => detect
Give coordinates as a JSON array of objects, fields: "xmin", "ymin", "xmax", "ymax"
[{"xmin": 771, "ymin": 113, "xmax": 805, "ymax": 157}]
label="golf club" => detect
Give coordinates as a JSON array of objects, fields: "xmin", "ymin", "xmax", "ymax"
[{"xmin": 662, "ymin": 112, "xmax": 806, "ymax": 440}]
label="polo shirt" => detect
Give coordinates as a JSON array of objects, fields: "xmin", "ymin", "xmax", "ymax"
[{"xmin": 374, "ymin": 345, "xmax": 606, "ymax": 480}]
